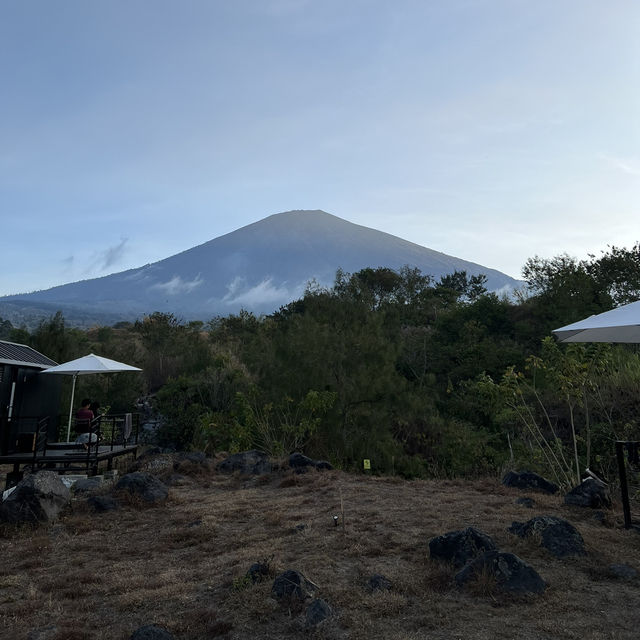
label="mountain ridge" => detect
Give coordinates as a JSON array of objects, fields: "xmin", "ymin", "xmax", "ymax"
[{"xmin": 1, "ymin": 210, "xmax": 522, "ymax": 327}]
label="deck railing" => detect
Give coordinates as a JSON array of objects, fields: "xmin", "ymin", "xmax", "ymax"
[
  {"xmin": 93, "ymin": 413, "xmax": 141, "ymax": 449},
  {"xmin": 55, "ymin": 413, "xmax": 141, "ymax": 447}
]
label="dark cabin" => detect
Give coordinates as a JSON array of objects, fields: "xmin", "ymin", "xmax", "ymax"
[{"xmin": 0, "ymin": 340, "xmax": 61, "ymax": 455}]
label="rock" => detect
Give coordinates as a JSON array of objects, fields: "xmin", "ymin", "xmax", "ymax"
[
  {"xmin": 366, "ymin": 574, "xmax": 392, "ymax": 592},
  {"xmin": 177, "ymin": 451, "xmax": 207, "ymax": 463},
  {"xmin": 306, "ymin": 598, "xmax": 332, "ymax": 626},
  {"xmin": 271, "ymin": 569, "xmax": 317, "ymax": 602},
  {"xmin": 609, "ymin": 564, "xmax": 638, "ymax": 580},
  {"xmin": 509, "ymin": 515, "xmax": 586, "ymax": 558},
  {"xmin": 429, "ymin": 527, "xmax": 498, "ymax": 568},
  {"xmin": 0, "ymin": 471, "xmax": 70, "ymax": 524},
  {"xmin": 115, "ymin": 472, "xmax": 169, "ymax": 504},
  {"xmin": 130, "ymin": 625, "xmax": 175, "ymax": 640},
  {"xmin": 564, "ymin": 478, "xmax": 612, "ymax": 509},
  {"xmin": 173, "ymin": 451, "xmax": 210, "ymax": 470},
  {"xmin": 247, "ymin": 562, "xmax": 270, "ymax": 584},
  {"xmin": 289, "ymin": 453, "xmax": 315, "ymax": 468},
  {"xmin": 502, "ymin": 471, "xmax": 559, "ymax": 494},
  {"xmin": 289, "ymin": 452, "xmax": 333, "ymax": 471},
  {"xmin": 455, "ymin": 551, "xmax": 547, "ymax": 594},
  {"xmin": 516, "ymin": 497, "xmax": 535, "ymax": 509},
  {"xmin": 217, "ymin": 450, "xmax": 272, "ymax": 475},
  {"xmin": 72, "ymin": 477, "xmax": 103, "ymax": 493},
  {"xmin": 87, "ymin": 495, "xmax": 120, "ymax": 512}
]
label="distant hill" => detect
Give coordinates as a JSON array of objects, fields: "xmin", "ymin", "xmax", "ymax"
[{"xmin": 0, "ymin": 210, "xmax": 521, "ymax": 327}]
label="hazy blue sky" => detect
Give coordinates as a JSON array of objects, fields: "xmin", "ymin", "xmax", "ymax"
[{"xmin": 1, "ymin": 0, "xmax": 638, "ymax": 296}]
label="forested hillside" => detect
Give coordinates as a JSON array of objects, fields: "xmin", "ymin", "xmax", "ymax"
[{"xmin": 3, "ymin": 245, "xmax": 640, "ymax": 487}]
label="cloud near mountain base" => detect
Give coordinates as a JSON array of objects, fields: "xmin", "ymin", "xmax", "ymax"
[
  {"xmin": 150, "ymin": 274, "xmax": 204, "ymax": 295},
  {"xmin": 221, "ymin": 276, "xmax": 304, "ymax": 308}
]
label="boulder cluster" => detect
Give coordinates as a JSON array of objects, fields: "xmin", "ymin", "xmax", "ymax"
[
  {"xmin": 427, "ymin": 469, "xmax": 602, "ymax": 597},
  {"xmin": 0, "ymin": 469, "xmax": 171, "ymax": 525},
  {"xmin": 216, "ymin": 450, "xmax": 333, "ymax": 475},
  {"xmin": 429, "ymin": 526, "xmax": 547, "ymax": 595}
]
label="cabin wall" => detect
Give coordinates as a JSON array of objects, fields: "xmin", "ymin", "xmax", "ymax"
[
  {"xmin": 0, "ymin": 366, "xmax": 61, "ymax": 454},
  {"xmin": 0, "ymin": 364, "xmax": 17, "ymax": 454}
]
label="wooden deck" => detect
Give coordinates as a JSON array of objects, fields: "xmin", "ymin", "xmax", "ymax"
[{"xmin": 0, "ymin": 443, "xmax": 139, "ymax": 488}]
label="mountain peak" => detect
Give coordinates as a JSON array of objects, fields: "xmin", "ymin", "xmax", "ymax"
[{"xmin": 1, "ymin": 210, "xmax": 521, "ymax": 327}]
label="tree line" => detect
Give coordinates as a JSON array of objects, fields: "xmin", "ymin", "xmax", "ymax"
[{"xmin": 2, "ymin": 244, "xmax": 640, "ymax": 485}]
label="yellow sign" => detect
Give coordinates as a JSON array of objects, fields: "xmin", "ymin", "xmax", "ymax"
[{"xmin": 363, "ymin": 459, "xmax": 371, "ymax": 470}]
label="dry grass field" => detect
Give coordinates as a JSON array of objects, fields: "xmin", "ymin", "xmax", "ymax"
[{"xmin": 1, "ymin": 459, "xmax": 639, "ymax": 640}]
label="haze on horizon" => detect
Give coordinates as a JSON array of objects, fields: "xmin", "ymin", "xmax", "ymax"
[{"xmin": 1, "ymin": 1, "xmax": 638, "ymax": 297}]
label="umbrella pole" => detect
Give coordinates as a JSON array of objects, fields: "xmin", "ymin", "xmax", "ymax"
[{"xmin": 66, "ymin": 373, "xmax": 77, "ymax": 442}]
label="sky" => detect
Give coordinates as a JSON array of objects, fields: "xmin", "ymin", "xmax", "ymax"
[{"xmin": 1, "ymin": 0, "xmax": 639, "ymax": 297}]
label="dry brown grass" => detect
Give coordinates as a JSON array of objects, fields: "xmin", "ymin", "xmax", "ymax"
[{"xmin": 1, "ymin": 466, "xmax": 639, "ymax": 639}]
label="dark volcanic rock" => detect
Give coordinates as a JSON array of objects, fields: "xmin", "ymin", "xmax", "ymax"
[
  {"xmin": 289, "ymin": 452, "xmax": 333, "ymax": 472},
  {"xmin": 130, "ymin": 625, "xmax": 175, "ymax": 640},
  {"xmin": 306, "ymin": 598, "xmax": 332, "ymax": 626},
  {"xmin": 455, "ymin": 551, "xmax": 547, "ymax": 594},
  {"xmin": 115, "ymin": 472, "xmax": 168, "ymax": 503},
  {"xmin": 502, "ymin": 470, "xmax": 558, "ymax": 494},
  {"xmin": 429, "ymin": 527, "xmax": 498, "ymax": 568},
  {"xmin": 271, "ymin": 569, "xmax": 317, "ymax": 602},
  {"xmin": 175, "ymin": 451, "xmax": 207, "ymax": 464},
  {"xmin": 72, "ymin": 477, "xmax": 103, "ymax": 493},
  {"xmin": 289, "ymin": 452, "xmax": 316, "ymax": 469},
  {"xmin": 217, "ymin": 450, "xmax": 272, "ymax": 475},
  {"xmin": 0, "ymin": 471, "xmax": 70, "ymax": 524},
  {"xmin": 173, "ymin": 451, "xmax": 210, "ymax": 472},
  {"xmin": 366, "ymin": 574, "xmax": 392, "ymax": 592},
  {"xmin": 509, "ymin": 515, "xmax": 586, "ymax": 558},
  {"xmin": 247, "ymin": 562, "xmax": 270, "ymax": 584},
  {"xmin": 564, "ymin": 478, "xmax": 611, "ymax": 509}
]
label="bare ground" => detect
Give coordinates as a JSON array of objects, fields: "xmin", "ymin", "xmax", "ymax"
[{"xmin": 1, "ymin": 462, "xmax": 639, "ymax": 640}]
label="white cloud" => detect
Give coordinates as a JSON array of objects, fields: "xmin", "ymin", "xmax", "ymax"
[
  {"xmin": 150, "ymin": 274, "xmax": 204, "ymax": 295},
  {"xmin": 222, "ymin": 276, "xmax": 304, "ymax": 308}
]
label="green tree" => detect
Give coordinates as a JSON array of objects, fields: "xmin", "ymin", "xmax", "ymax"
[
  {"xmin": 0, "ymin": 317, "xmax": 14, "ymax": 340},
  {"xmin": 135, "ymin": 312, "xmax": 214, "ymax": 391},
  {"xmin": 30, "ymin": 311, "xmax": 89, "ymax": 362}
]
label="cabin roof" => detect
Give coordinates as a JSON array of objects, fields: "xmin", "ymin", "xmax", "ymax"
[{"xmin": 0, "ymin": 340, "xmax": 58, "ymax": 369}]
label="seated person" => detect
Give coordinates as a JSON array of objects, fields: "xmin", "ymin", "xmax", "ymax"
[
  {"xmin": 75, "ymin": 399, "xmax": 97, "ymax": 445},
  {"xmin": 75, "ymin": 398, "xmax": 94, "ymax": 425}
]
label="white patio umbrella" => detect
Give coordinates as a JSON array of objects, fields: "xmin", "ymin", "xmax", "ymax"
[
  {"xmin": 40, "ymin": 353, "xmax": 142, "ymax": 441},
  {"xmin": 552, "ymin": 300, "xmax": 640, "ymax": 343}
]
